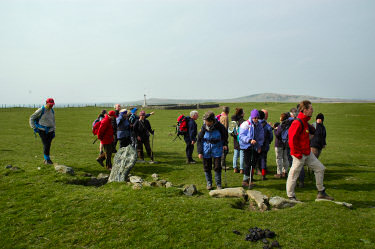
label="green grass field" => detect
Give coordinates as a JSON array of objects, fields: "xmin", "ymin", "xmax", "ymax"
[{"xmin": 1, "ymin": 102, "xmax": 375, "ymax": 248}]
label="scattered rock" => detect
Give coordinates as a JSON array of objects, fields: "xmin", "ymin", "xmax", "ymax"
[
  {"xmin": 315, "ymin": 199, "xmax": 353, "ymax": 209},
  {"xmin": 165, "ymin": 182, "xmax": 173, "ymax": 188},
  {"xmin": 54, "ymin": 165, "xmax": 75, "ymax": 175},
  {"xmin": 37, "ymin": 167, "xmax": 41, "ymax": 170},
  {"xmin": 183, "ymin": 184, "xmax": 197, "ymax": 196},
  {"xmin": 143, "ymin": 181, "xmax": 152, "ymax": 187},
  {"xmin": 5, "ymin": 165, "xmax": 12, "ymax": 169},
  {"xmin": 130, "ymin": 176, "xmax": 143, "ymax": 184},
  {"xmin": 97, "ymin": 173, "xmax": 109, "ymax": 180},
  {"xmin": 151, "ymin": 173, "xmax": 159, "ymax": 181},
  {"xmin": 108, "ymin": 146, "xmax": 137, "ymax": 183},
  {"xmin": 132, "ymin": 183, "xmax": 143, "ymax": 190},
  {"xmin": 209, "ymin": 187, "xmax": 246, "ymax": 198},
  {"xmin": 269, "ymin": 196, "xmax": 301, "ymax": 209},
  {"xmin": 247, "ymin": 190, "xmax": 269, "ymax": 211},
  {"xmin": 233, "ymin": 230, "xmax": 241, "ymax": 235}
]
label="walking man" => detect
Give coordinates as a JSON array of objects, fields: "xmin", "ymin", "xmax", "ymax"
[
  {"xmin": 286, "ymin": 100, "xmax": 334, "ymax": 201},
  {"xmin": 29, "ymin": 98, "xmax": 56, "ymax": 165}
]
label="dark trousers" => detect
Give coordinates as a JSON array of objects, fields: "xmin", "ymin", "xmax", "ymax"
[
  {"xmin": 185, "ymin": 141, "xmax": 194, "ymax": 161},
  {"xmin": 39, "ymin": 130, "xmax": 54, "ymax": 156},
  {"xmin": 137, "ymin": 137, "xmax": 153, "ymax": 160},
  {"xmin": 103, "ymin": 144, "xmax": 113, "ymax": 169},
  {"xmin": 259, "ymin": 149, "xmax": 269, "ymax": 170},
  {"xmin": 119, "ymin": 137, "xmax": 131, "ymax": 148},
  {"xmin": 243, "ymin": 147, "xmax": 260, "ymax": 177},
  {"xmin": 203, "ymin": 157, "xmax": 221, "ymax": 172}
]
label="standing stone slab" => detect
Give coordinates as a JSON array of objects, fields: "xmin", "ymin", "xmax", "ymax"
[
  {"xmin": 108, "ymin": 146, "xmax": 137, "ymax": 183},
  {"xmin": 246, "ymin": 190, "xmax": 269, "ymax": 211},
  {"xmin": 209, "ymin": 187, "xmax": 246, "ymax": 198},
  {"xmin": 54, "ymin": 165, "xmax": 75, "ymax": 175}
]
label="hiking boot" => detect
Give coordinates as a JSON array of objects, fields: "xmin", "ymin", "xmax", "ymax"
[
  {"xmin": 44, "ymin": 159, "xmax": 53, "ymax": 165},
  {"xmin": 96, "ymin": 157, "xmax": 104, "ymax": 167},
  {"xmin": 242, "ymin": 180, "xmax": 249, "ymax": 188},
  {"xmin": 298, "ymin": 182, "xmax": 305, "ymax": 188},
  {"xmin": 206, "ymin": 185, "xmax": 213, "ymax": 190},
  {"xmin": 289, "ymin": 196, "xmax": 299, "ymax": 201},
  {"xmin": 240, "ymin": 169, "xmax": 244, "ymax": 174},
  {"xmin": 233, "ymin": 168, "xmax": 239, "ymax": 173},
  {"xmin": 217, "ymin": 185, "xmax": 223, "ymax": 190},
  {"xmin": 317, "ymin": 190, "xmax": 334, "ymax": 200},
  {"xmin": 274, "ymin": 174, "xmax": 282, "ymax": 179},
  {"xmin": 189, "ymin": 160, "xmax": 196, "ymax": 164},
  {"xmin": 261, "ymin": 175, "xmax": 267, "ymax": 181}
]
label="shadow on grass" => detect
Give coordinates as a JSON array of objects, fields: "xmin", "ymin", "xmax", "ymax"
[
  {"xmin": 344, "ymin": 200, "xmax": 375, "ymax": 209},
  {"xmin": 331, "ymin": 183, "xmax": 375, "ymax": 192}
]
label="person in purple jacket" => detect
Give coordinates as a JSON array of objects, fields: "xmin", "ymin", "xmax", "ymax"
[{"xmin": 238, "ymin": 109, "xmax": 264, "ymax": 188}]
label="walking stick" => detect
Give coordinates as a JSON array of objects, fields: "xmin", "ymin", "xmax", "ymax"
[
  {"xmin": 249, "ymin": 148, "xmax": 254, "ymax": 190},
  {"xmin": 151, "ymin": 130, "xmax": 155, "ymax": 161}
]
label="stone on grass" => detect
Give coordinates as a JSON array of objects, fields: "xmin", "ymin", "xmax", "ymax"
[
  {"xmin": 269, "ymin": 196, "xmax": 300, "ymax": 209},
  {"xmin": 247, "ymin": 190, "xmax": 269, "ymax": 211},
  {"xmin": 97, "ymin": 173, "xmax": 109, "ymax": 180},
  {"xmin": 209, "ymin": 187, "xmax": 247, "ymax": 198},
  {"xmin": 143, "ymin": 181, "xmax": 152, "ymax": 187},
  {"xmin": 5, "ymin": 165, "xmax": 12, "ymax": 169},
  {"xmin": 54, "ymin": 165, "xmax": 74, "ymax": 175},
  {"xmin": 151, "ymin": 173, "xmax": 159, "ymax": 181},
  {"xmin": 108, "ymin": 146, "xmax": 137, "ymax": 183},
  {"xmin": 183, "ymin": 184, "xmax": 197, "ymax": 196},
  {"xmin": 129, "ymin": 176, "xmax": 143, "ymax": 183},
  {"xmin": 165, "ymin": 182, "xmax": 173, "ymax": 188},
  {"xmin": 315, "ymin": 199, "xmax": 353, "ymax": 209},
  {"xmin": 132, "ymin": 183, "xmax": 143, "ymax": 190}
]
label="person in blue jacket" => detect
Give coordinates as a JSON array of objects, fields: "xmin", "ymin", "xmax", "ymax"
[
  {"xmin": 197, "ymin": 111, "xmax": 228, "ymax": 190},
  {"xmin": 116, "ymin": 109, "xmax": 131, "ymax": 148},
  {"xmin": 239, "ymin": 109, "xmax": 264, "ymax": 188}
]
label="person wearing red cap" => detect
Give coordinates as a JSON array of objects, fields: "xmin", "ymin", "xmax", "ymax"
[
  {"xmin": 96, "ymin": 110, "xmax": 116, "ymax": 169},
  {"xmin": 29, "ymin": 98, "xmax": 56, "ymax": 164}
]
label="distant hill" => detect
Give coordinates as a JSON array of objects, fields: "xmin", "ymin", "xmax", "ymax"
[{"xmin": 118, "ymin": 93, "xmax": 372, "ymax": 106}]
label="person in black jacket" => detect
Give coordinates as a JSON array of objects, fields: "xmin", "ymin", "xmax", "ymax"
[
  {"xmin": 133, "ymin": 111, "xmax": 154, "ymax": 161},
  {"xmin": 184, "ymin": 110, "xmax": 199, "ymax": 164},
  {"xmin": 310, "ymin": 113, "xmax": 326, "ymax": 159}
]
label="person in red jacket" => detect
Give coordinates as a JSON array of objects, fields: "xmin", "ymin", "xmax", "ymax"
[
  {"xmin": 286, "ymin": 100, "xmax": 333, "ymax": 201},
  {"xmin": 96, "ymin": 110, "xmax": 116, "ymax": 170}
]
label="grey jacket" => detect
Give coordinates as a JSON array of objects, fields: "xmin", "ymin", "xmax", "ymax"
[{"xmin": 29, "ymin": 107, "xmax": 56, "ymax": 132}]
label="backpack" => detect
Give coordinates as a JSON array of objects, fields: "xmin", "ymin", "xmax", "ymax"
[
  {"xmin": 281, "ymin": 118, "xmax": 304, "ymax": 144},
  {"xmin": 216, "ymin": 114, "xmax": 221, "ymax": 122},
  {"xmin": 34, "ymin": 106, "xmax": 54, "ymax": 132},
  {"xmin": 92, "ymin": 119, "xmax": 102, "ymax": 135},
  {"xmin": 129, "ymin": 113, "xmax": 137, "ymax": 125},
  {"xmin": 176, "ymin": 115, "xmax": 190, "ymax": 136}
]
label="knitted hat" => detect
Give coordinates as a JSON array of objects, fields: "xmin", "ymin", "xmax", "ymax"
[
  {"xmin": 250, "ymin": 109, "xmax": 259, "ymax": 119},
  {"xmin": 131, "ymin": 108, "xmax": 137, "ymax": 114},
  {"xmin": 203, "ymin": 111, "xmax": 216, "ymax": 122},
  {"xmin": 316, "ymin": 113, "xmax": 324, "ymax": 121},
  {"xmin": 108, "ymin": 110, "xmax": 116, "ymax": 117}
]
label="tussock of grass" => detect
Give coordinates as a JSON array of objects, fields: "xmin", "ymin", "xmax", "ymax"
[{"xmin": 0, "ymin": 103, "xmax": 375, "ymax": 248}]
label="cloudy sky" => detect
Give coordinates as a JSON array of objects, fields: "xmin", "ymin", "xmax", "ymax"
[{"xmin": 0, "ymin": 0, "xmax": 374, "ymax": 105}]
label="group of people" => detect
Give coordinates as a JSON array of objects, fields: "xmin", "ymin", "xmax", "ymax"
[
  {"xmin": 30, "ymin": 98, "xmax": 332, "ymax": 200},
  {"xmin": 184, "ymin": 100, "xmax": 332, "ymax": 200},
  {"xmin": 94, "ymin": 105, "xmax": 155, "ymax": 169}
]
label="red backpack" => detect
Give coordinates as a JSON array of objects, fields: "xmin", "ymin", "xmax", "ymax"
[
  {"xmin": 92, "ymin": 119, "xmax": 102, "ymax": 135},
  {"xmin": 176, "ymin": 115, "xmax": 190, "ymax": 136}
]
